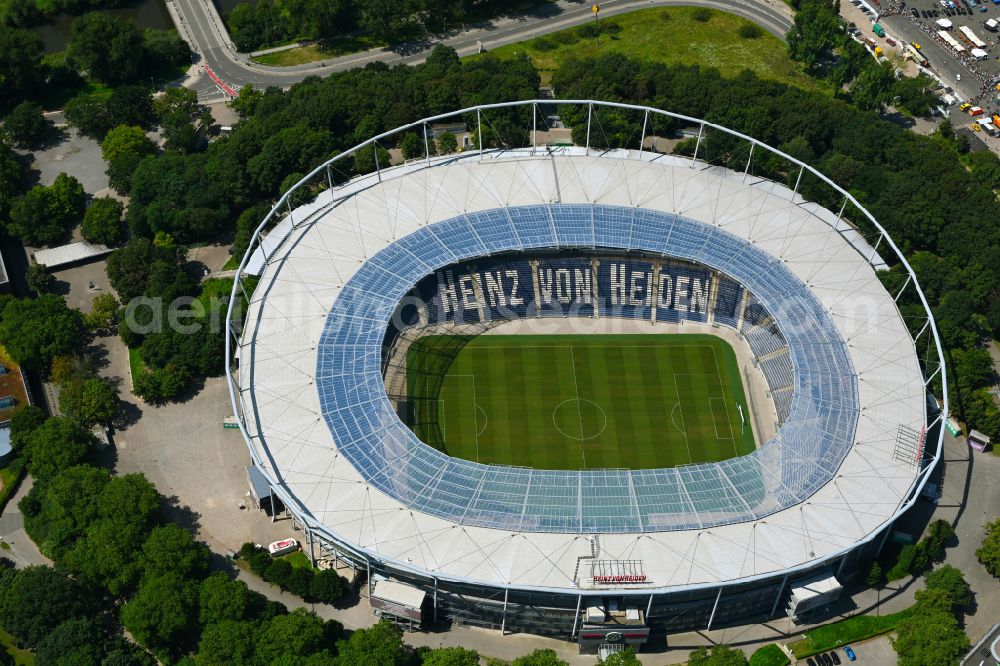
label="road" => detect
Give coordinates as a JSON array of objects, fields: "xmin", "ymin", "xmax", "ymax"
[{"xmin": 169, "ymin": 0, "xmax": 794, "ymax": 95}]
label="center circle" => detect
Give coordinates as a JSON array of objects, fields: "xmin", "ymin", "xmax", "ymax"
[{"xmin": 552, "ymin": 399, "xmax": 608, "ymax": 441}]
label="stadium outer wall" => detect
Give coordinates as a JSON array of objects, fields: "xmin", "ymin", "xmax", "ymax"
[{"xmin": 226, "ymin": 101, "xmax": 947, "ymax": 644}]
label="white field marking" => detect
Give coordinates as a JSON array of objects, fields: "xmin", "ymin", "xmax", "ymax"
[
  {"xmin": 708, "ymin": 345, "xmax": 743, "ymax": 458},
  {"xmin": 445, "ymin": 374, "xmax": 482, "ymax": 462},
  {"xmin": 475, "ymin": 404, "xmax": 488, "ymax": 438},
  {"xmin": 568, "ymin": 346, "xmax": 587, "ymax": 469},
  {"xmin": 551, "ymin": 398, "xmax": 608, "ymax": 441},
  {"xmin": 672, "ymin": 374, "xmax": 694, "ymax": 465},
  {"xmin": 708, "ymin": 397, "xmax": 735, "ymax": 441}
]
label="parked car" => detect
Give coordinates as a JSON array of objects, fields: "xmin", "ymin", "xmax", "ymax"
[
  {"xmin": 970, "ymin": 105, "xmax": 986, "ymax": 115},
  {"xmin": 843, "ymin": 646, "xmax": 857, "ymax": 661},
  {"xmin": 912, "ymin": 7, "xmax": 920, "ymax": 15},
  {"xmin": 830, "ymin": 650, "xmax": 842, "ymax": 665},
  {"xmin": 887, "ymin": 36, "xmax": 897, "ymax": 44},
  {"xmin": 807, "ymin": 659, "xmax": 817, "ymax": 666}
]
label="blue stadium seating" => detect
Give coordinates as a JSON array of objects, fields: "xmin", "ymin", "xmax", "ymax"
[{"xmin": 313, "ymin": 204, "xmax": 859, "ymax": 534}]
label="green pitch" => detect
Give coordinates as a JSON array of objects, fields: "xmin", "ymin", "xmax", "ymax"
[{"xmin": 405, "ymin": 333, "xmax": 756, "ymax": 470}]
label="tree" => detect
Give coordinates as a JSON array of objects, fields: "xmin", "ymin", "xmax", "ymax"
[
  {"xmin": 82, "ymin": 197, "xmax": 127, "ymax": 246},
  {"xmin": 977, "ymin": 518, "xmax": 1000, "ymax": 577},
  {"xmin": 255, "ymin": 608, "xmax": 329, "ymax": 664},
  {"xmin": 437, "ymin": 131, "xmax": 457, "ymax": 154},
  {"xmin": 198, "ymin": 572, "xmax": 260, "ymax": 626},
  {"xmin": 65, "ymin": 93, "xmax": 114, "ymax": 139},
  {"xmin": 106, "ymin": 238, "xmax": 184, "ymax": 301},
  {"xmin": 0, "ymin": 141, "xmax": 26, "ymax": 221},
  {"xmin": 34, "ymin": 617, "xmax": 107, "ymax": 665},
  {"xmin": 920, "ymin": 565, "xmax": 973, "ymax": 610},
  {"xmin": 401, "ymin": 132, "xmax": 423, "ymax": 160},
  {"xmin": 785, "ymin": 0, "xmax": 841, "ymax": 72},
  {"xmin": 120, "ymin": 573, "xmax": 200, "ymax": 655},
  {"xmin": 107, "ymin": 152, "xmax": 145, "ymax": 195},
  {"xmin": 141, "ymin": 28, "xmax": 191, "ymax": 72},
  {"xmin": 139, "ymin": 524, "xmax": 211, "ymax": 581},
  {"xmin": 511, "ymin": 649, "xmax": 569, "ymax": 666},
  {"xmin": 0, "ymin": 566, "xmax": 92, "ymax": 649},
  {"xmin": 866, "ymin": 562, "xmax": 884, "ymax": 588},
  {"xmin": 3, "ymin": 101, "xmax": 48, "ymax": 148},
  {"xmin": 101, "ymin": 125, "xmax": 156, "ymax": 164},
  {"xmin": 422, "ymin": 647, "xmax": 481, "ymax": 666},
  {"xmin": 23, "ymin": 417, "xmax": 93, "ymax": 482},
  {"xmin": 8, "ymin": 404, "xmax": 46, "ymax": 451},
  {"xmin": 850, "ymin": 62, "xmax": 897, "ymax": 111},
  {"xmin": 7, "ymin": 187, "xmax": 63, "ymax": 246},
  {"xmin": 25, "ymin": 263, "xmax": 54, "ymax": 294},
  {"xmin": 197, "ymin": 620, "xmax": 257, "ymax": 665},
  {"xmin": 62, "ymin": 474, "xmax": 162, "ymax": 594},
  {"xmin": 687, "ymin": 645, "xmax": 748, "ymax": 666},
  {"xmin": 0, "ymin": 294, "xmax": 85, "ymax": 370},
  {"xmin": 85, "ymin": 293, "xmax": 120, "ymax": 333},
  {"xmin": 20, "ymin": 463, "xmax": 110, "ymax": 558},
  {"xmin": 309, "ymin": 568, "xmax": 345, "ymax": 604},
  {"xmin": 68, "ymin": 13, "xmax": 144, "ymax": 84},
  {"xmin": 58, "ymin": 377, "xmax": 119, "ymax": 427},
  {"xmin": 285, "ymin": 566, "xmax": 314, "ymax": 597},
  {"xmin": 334, "ymin": 620, "xmax": 408, "ymax": 666},
  {"xmin": 892, "ymin": 607, "xmax": 969, "ymax": 666},
  {"xmin": 0, "ymin": 27, "xmax": 45, "ymax": 103},
  {"xmin": 154, "ymin": 87, "xmax": 213, "ymax": 153},
  {"xmin": 7, "ymin": 173, "xmax": 86, "ymax": 246}
]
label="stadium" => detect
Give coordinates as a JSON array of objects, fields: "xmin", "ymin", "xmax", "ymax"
[{"xmin": 227, "ymin": 100, "xmax": 946, "ymax": 652}]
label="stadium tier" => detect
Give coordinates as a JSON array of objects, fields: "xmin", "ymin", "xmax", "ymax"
[{"xmin": 229, "ymin": 102, "xmax": 943, "ymax": 644}]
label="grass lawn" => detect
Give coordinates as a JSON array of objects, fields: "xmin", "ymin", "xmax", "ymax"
[
  {"xmin": 789, "ymin": 607, "xmax": 914, "ymax": 658},
  {"xmin": 128, "ymin": 347, "xmax": 145, "ymax": 392},
  {"xmin": 252, "ymin": 34, "xmax": 386, "ymax": 66},
  {"xmin": 472, "ymin": 7, "xmax": 819, "ymax": 90},
  {"xmin": 0, "ymin": 628, "xmax": 34, "ymax": 666},
  {"xmin": 406, "ymin": 333, "xmax": 754, "ymax": 470},
  {"xmin": 282, "ymin": 549, "xmax": 313, "ymax": 570}
]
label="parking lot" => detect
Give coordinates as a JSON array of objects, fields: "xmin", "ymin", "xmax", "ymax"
[{"xmin": 872, "ymin": 0, "xmax": 1000, "ymax": 107}]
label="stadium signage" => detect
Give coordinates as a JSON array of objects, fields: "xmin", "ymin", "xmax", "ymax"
[
  {"xmin": 435, "ymin": 259, "xmax": 714, "ymax": 316},
  {"xmin": 592, "ymin": 574, "xmax": 648, "ymax": 584}
]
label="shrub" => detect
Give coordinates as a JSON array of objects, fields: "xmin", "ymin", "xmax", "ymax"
[
  {"xmin": 248, "ymin": 550, "xmax": 271, "ymax": 577},
  {"xmin": 692, "ymin": 7, "xmax": 712, "ymax": 21},
  {"xmin": 263, "ymin": 558, "xmax": 292, "ymax": 589},
  {"xmin": 285, "ymin": 566, "xmax": 313, "ymax": 597},
  {"xmin": 309, "ymin": 568, "xmax": 345, "ymax": 604},
  {"xmin": 739, "ymin": 24, "xmax": 763, "ymax": 39}
]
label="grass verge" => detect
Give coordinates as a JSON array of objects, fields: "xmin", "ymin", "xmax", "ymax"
[
  {"xmin": 0, "ymin": 628, "xmax": 34, "ymax": 665},
  {"xmin": 789, "ymin": 607, "xmax": 913, "ymax": 658},
  {"xmin": 470, "ymin": 7, "xmax": 819, "ymax": 90},
  {"xmin": 0, "ymin": 458, "xmax": 26, "ymax": 515},
  {"xmin": 128, "ymin": 347, "xmax": 145, "ymax": 393},
  {"xmin": 252, "ymin": 34, "xmax": 385, "ymax": 66}
]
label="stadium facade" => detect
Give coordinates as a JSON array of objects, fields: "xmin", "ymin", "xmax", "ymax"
[{"xmin": 227, "ymin": 101, "xmax": 946, "ymax": 650}]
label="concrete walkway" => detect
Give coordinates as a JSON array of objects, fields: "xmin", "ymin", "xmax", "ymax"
[{"xmin": 0, "ymin": 477, "xmax": 52, "ymax": 569}]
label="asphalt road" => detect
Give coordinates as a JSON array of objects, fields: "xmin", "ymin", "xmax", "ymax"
[
  {"xmin": 876, "ymin": 6, "xmax": 1000, "ymax": 105},
  {"xmin": 171, "ymin": 0, "xmax": 794, "ymax": 94}
]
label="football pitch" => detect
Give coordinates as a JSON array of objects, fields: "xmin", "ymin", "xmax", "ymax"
[{"xmin": 405, "ymin": 333, "xmax": 756, "ymax": 470}]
